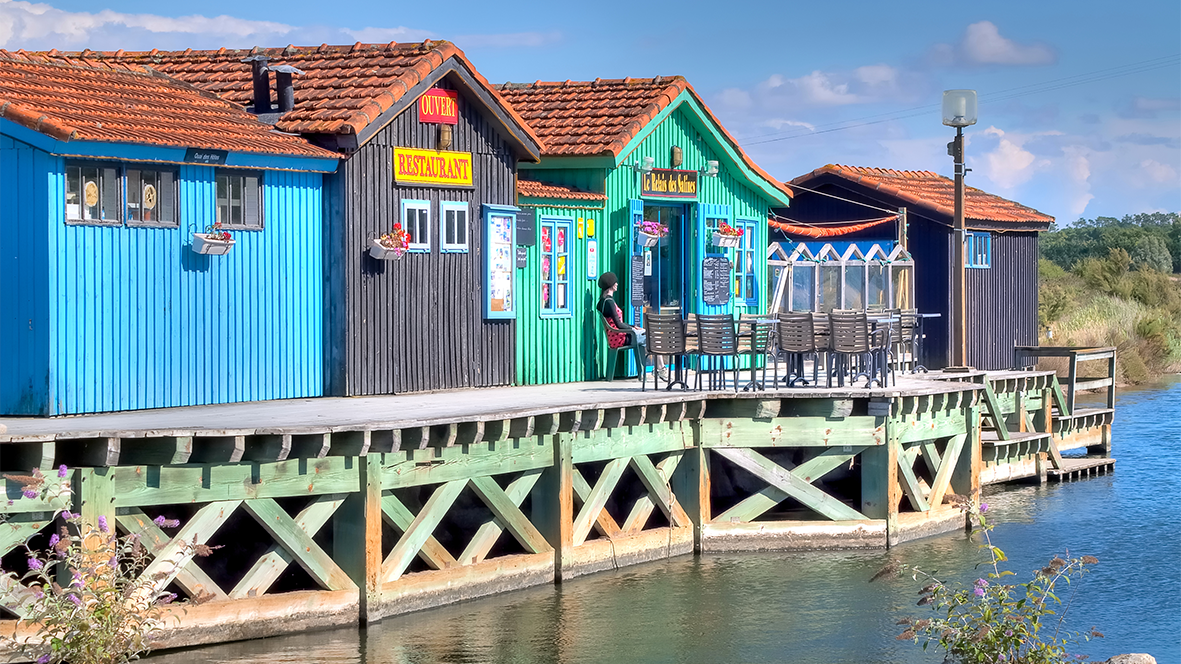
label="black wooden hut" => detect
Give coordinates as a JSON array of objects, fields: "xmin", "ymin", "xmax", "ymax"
[
  {"xmin": 772, "ymin": 165, "xmax": 1054, "ymax": 370},
  {"xmin": 53, "ymin": 42, "xmax": 544, "ymax": 394}
]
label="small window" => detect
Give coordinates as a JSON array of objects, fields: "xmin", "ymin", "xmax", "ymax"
[
  {"xmin": 402, "ymin": 200, "xmax": 430, "ymax": 252},
  {"xmin": 734, "ymin": 219, "xmax": 759, "ymax": 306},
  {"xmin": 127, "ymin": 168, "xmax": 178, "ymax": 226},
  {"xmin": 215, "ymin": 171, "xmax": 263, "ymax": 229},
  {"xmin": 65, "ymin": 163, "xmax": 121, "ymax": 224},
  {"xmin": 440, "ymin": 201, "xmax": 469, "ymax": 253},
  {"xmin": 966, "ymin": 231, "xmax": 992, "ymax": 269},
  {"xmin": 540, "ymin": 217, "xmax": 573, "ymax": 317}
]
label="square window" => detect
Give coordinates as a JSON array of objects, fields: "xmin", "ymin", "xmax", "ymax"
[
  {"xmin": 65, "ymin": 162, "xmax": 121, "ymax": 225},
  {"xmin": 127, "ymin": 168, "xmax": 178, "ymax": 226},
  {"xmin": 215, "ymin": 171, "xmax": 263, "ymax": 229},
  {"xmin": 440, "ymin": 201, "xmax": 469, "ymax": 252}
]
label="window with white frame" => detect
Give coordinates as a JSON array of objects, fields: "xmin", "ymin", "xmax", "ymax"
[
  {"xmin": 65, "ymin": 163, "xmax": 121, "ymax": 224},
  {"xmin": 734, "ymin": 219, "xmax": 759, "ymax": 305},
  {"xmin": 215, "ymin": 171, "xmax": 263, "ymax": 229},
  {"xmin": 126, "ymin": 168, "xmax": 178, "ymax": 226},
  {"xmin": 540, "ymin": 217, "xmax": 573, "ymax": 316},
  {"xmin": 439, "ymin": 201, "xmax": 469, "ymax": 252},
  {"xmin": 966, "ymin": 231, "xmax": 992, "ymax": 269},
  {"xmin": 402, "ymin": 199, "xmax": 430, "ymax": 252}
]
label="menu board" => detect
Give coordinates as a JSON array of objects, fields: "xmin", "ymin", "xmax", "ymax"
[
  {"xmin": 516, "ymin": 208, "xmax": 536, "ymax": 246},
  {"xmin": 702, "ymin": 256, "xmax": 732, "ymax": 306},
  {"xmin": 484, "ymin": 208, "xmax": 517, "ymax": 319},
  {"xmin": 630, "ymin": 256, "xmax": 646, "ymax": 306}
]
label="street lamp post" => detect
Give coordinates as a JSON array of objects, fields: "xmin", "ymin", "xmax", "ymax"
[{"xmin": 943, "ymin": 89, "xmax": 977, "ymax": 369}]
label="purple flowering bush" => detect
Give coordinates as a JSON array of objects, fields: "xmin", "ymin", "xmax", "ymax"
[
  {"xmin": 873, "ymin": 496, "xmax": 1102, "ymax": 664},
  {"xmin": 1, "ymin": 467, "xmax": 207, "ymax": 664}
]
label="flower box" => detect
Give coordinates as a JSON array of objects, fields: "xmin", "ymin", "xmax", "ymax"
[
  {"xmin": 711, "ymin": 231, "xmax": 741, "ymax": 248},
  {"xmin": 192, "ymin": 233, "xmax": 235, "ymax": 255},
  {"xmin": 369, "ymin": 238, "xmax": 406, "ymax": 260},
  {"xmin": 637, "ymin": 230, "xmax": 661, "ymax": 248}
]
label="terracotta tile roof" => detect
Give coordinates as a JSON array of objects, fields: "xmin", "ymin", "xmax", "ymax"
[
  {"xmin": 496, "ymin": 77, "xmax": 792, "ymax": 200},
  {"xmin": 7, "ymin": 42, "xmax": 541, "ymax": 147},
  {"xmin": 0, "ymin": 54, "xmax": 336, "ymax": 158},
  {"xmin": 517, "ymin": 178, "xmax": 605, "ymax": 201},
  {"xmin": 792, "ymin": 165, "xmax": 1053, "ymax": 226}
]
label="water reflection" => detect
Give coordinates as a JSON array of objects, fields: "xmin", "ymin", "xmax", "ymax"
[{"xmin": 149, "ymin": 379, "xmax": 1180, "ymax": 664}]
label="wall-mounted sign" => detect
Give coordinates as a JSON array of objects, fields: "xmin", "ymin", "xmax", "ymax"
[
  {"xmin": 701, "ymin": 256, "xmax": 732, "ymax": 306},
  {"xmin": 630, "ymin": 256, "xmax": 646, "ymax": 306},
  {"xmin": 515, "ymin": 208, "xmax": 536, "ymax": 246},
  {"xmin": 641, "ymin": 168, "xmax": 698, "ymax": 199},
  {"xmin": 393, "ymin": 147, "xmax": 473, "ymax": 187},
  {"xmin": 515, "ymin": 246, "xmax": 528, "ymax": 269},
  {"xmin": 587, "ymin": 239, "xmax": 599, "ymax": 279},
  {"xmin": 184, "ymin": 148, "xmax": 228, "ymax": 165},
  {"xmin": 419, "ymin": 89, "xmax": 459, "ymax": 125}
]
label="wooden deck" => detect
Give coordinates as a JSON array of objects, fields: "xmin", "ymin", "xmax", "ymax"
[
  {"xmin": 1047, "ymin": 457, "xmax": 1116, "ymax": 481},
  {"xmin": 0, "ymin": 373, "xmax": 978, "ymax": 442}
]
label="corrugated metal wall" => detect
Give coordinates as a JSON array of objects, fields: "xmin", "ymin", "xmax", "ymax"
[
  {"xmin": 513, "ymin": 202, "xmax": 606, "ymax": 385},
  {"xmin": 326, "ymin": 77, "xmax": 518, "ymax": 395},
  {"xmin": 965, "ymin": 231, "xmax": 1040, "ymax": 370},
  {"xmin": 42, "ymin": 163, "xmax": 323, "ymax": 415},
  {"xmin": 0, "ymin": 135, "xmax": 52, "ymax": 415}
]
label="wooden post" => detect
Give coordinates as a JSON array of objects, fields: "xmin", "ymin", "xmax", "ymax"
[
  {"xmin": 533, "ymin": 434, "xmax": 572, "ymax": 582},
  {"xmin": 75, "ymin": 468, "xmax": 115, "ymax": 554},
  {"xmin": 861, "ymin": 415, "xmax": 899, "ymax": 544},
  {"xmin": 951, "ymin": 401, "xmax": 981, "ymax": 503},
  {"xmin": 672, "ymin": 441, "xmax": 710, "ymax": 553},
  {"xmin": 334, "ymin": 453, "xmax": 383, "ymax": 624}
]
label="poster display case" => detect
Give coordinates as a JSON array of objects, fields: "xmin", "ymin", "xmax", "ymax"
[{"xmin": 483, "ymin": 204, "xmax": 519, "ymax": 319}]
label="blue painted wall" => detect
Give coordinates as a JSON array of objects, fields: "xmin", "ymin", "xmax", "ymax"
[{"xmin": 1, "ymin": 136, "xmax": 324, "ymax": 415}]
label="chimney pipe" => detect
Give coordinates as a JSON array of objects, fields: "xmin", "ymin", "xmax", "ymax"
[
  {"xmin": 267, "ymin": 64, "xmax": 304, "ymax": 113},
  {"xmin": 241, "ymin": 55, "xmax": 272, "ymax": 114}
]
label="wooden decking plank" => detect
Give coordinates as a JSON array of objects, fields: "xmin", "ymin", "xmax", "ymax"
[
  {"xmin": 229, "ymin": 494, "xmax": 345, "ymax": 599},
  {"xmin": 381, "ymin": 479, "xmax": 465, "ymax": 583},
  {"xmin": 468, "ymin": 475, "xmax": 551, "ymax": 554},
  {"xmin": 459, "ymin": 470, "xmax": 542, "ymax": 564},
  {"xmin": 571, "ymin": 468, "xmax": 623, "ymax": 538},
  {"xmin": 927, "ymin": 434, "xmax": 965, "ymax": 508},
  {"xmin": 713, "ymin": 447, "xmax": 866, "ymax": 521},
  {"xmin": 572, "ymin": 458, "xmax": 628, "ymax": 546},
  {"xmin": 379, "ymin": 493, "xmax": 455, "ymax": 570},
  {"xmin": 242, "ymin": 498, "xmax": 356, "ymax": 592}
]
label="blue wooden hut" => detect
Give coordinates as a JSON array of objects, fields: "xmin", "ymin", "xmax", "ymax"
[{"xmin": 0, "ymin": 54, "xmax": 338, "ymax": 415}]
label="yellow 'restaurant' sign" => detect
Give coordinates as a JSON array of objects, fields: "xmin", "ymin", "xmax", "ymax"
[{"xmin": 393, "ymin": 148, "xmax": 473, "ymax": 187}]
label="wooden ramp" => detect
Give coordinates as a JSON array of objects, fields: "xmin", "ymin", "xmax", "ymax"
[{"xmin": 1047, "ymin": 457, "xmax": 1116, "ymax": 482}]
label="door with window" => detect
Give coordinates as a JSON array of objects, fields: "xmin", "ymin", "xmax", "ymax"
[{"xmin": 641, "ymin": 204, "xmax": 686, "ymax": 316}]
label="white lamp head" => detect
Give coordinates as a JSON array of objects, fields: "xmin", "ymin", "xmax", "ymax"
[
  {"xmin": 701, "ymin": 160, "xmax": 719, "ymax": 177},
  {"xmin": 634, "ymin": 156, "xmax": 655, "ymax": 173},
  {"xmin": 942, "ymin": 90, "xmax": 978, "ymax": 128}
]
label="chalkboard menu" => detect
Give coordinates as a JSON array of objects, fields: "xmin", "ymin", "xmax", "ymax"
[
  {"xmin": 515, "ymin": 208, "xmax": 536, "ymax": 246},
  {"xmin": 630, "ymin": 256, "xmax": 646, "ymax": 306},
  {"xmin": 701, "ymin": 256, "xmax": 732, "ymax": 306}
]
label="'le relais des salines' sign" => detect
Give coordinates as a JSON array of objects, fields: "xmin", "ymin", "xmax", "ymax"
[
  {"xmin": 641, "ymin": 169, "xmax": 699, "ymax": 199},
  {"xmin": 419, "ymin": 88, "xmax": 459, "ymax": 124},
  {"xmin": 393, "ymin": 147, "xmax": 474, "ymax": 187}
]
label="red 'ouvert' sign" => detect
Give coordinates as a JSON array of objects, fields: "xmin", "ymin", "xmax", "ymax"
[{"xmin": 419, "ymin": 89, "xmax": 459, "ymax": 125}]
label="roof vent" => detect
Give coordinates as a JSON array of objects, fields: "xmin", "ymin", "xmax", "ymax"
[
  {"xmin": 241, "ymin": 55, "xmax": 272, "ymax": 114},
  {"xmin": 268, "ymin": 64, "xmax": 304, "ymax": 113}
]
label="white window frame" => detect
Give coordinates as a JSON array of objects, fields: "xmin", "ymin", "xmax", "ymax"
[
  {"xmin": 402, "ymin": 199, "xmax": 431, "ymax": 252},
  {"xmin": 439, "ymin": 201, "xmax": 469, "ymax": 253}
]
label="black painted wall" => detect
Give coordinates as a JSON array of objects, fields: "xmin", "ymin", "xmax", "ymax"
[{"xmin": 324, "ymin": 75, "xmax": 517, "ymax": 395}]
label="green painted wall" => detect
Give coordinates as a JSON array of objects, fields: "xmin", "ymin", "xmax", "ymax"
[{"xmin": 515, "ymin": 100, "xmax": 784, "ymax": 385}]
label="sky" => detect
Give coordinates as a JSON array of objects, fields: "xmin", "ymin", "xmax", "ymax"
[{"xmin": 1, "ymin": 0, "xmax": 1178, "ymax": 225}]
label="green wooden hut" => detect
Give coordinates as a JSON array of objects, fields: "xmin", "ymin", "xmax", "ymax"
[{"xmin": 499, "ymin": 77, "xmax": 794, "ymax": 383}]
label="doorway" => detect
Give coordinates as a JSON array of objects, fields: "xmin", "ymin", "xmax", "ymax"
[{"xmin": 642, "ymin": 204, "xmax": 686, "ymax": 315}]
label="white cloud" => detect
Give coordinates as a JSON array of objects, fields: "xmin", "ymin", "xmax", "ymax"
[
  {"xmin": 0, "ymin": 0, "xmax": 551, "ymax": 52},
  {"xmin": 717, "ymin": 87, "xmax": 753, "ymax": 110},
  {"xmin": 930, "ymin": 21, "xmax": 1056, "ymax": 67},
  {"xmin": 764, "ymin": 118, "xmax": 816, "ymax": 132},
  {"xmin": 1139, "ymin": 159, "xmax": 1179, "ymax": 185},
  {"xmin": 791, "ymin": 71, "xmax": 859, "ymax": 105},
  {"xmin": 980, "ymin": 126, "xmax": 1039, "ymax": 188}
]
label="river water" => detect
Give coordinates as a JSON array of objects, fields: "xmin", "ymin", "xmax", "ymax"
[{"xmin": 149, "ymin": 378, "xmax": 1180, "ymax": 664}]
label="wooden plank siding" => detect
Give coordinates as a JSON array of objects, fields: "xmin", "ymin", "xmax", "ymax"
[
  {"xmin": 324, "ymin": 76, "xmax": 519, "ymax": 396},
  {"xmin": 0, "ymin": 133, "xmax": 325, "ymax": 415},
  {"xmin": 0, "ymin": 135, "xmax": 53, "ymax": 415},
  {"xmin": 513, "ymin": 201, "xmax": 606, "ymax": 385},
  {"xmin": 964, "ymin": 231, "xmax": 1040, "ymax": 370},
  {"xmin": 49, "ymin": 167, "xmax": 324, "ymax": 414}
]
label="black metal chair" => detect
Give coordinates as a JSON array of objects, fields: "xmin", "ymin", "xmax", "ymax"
[
  {"xmin": 738, "ymin": 315, "xmax": 775, "ymax": 392},
  {"xmin": 645, "ymin": 312, "xmax": 691, "ymax": 391},
  {"xmin": 828, "ymin": 310, "xmax": 884, "ymax": 388},
  {"xmin": 695, "ymin": 314, "xmax": 739, "ymax": 391},
  {"xmin": 898, "ymin": 309, "xmax": 927, "ymax": 373},
  {"xmin": 811, "ymin": 312, "xmax": 833, "ymax": 387},
  {"xmin": 776, "ymin": 312, "xmax": 819, "ymax": 387}
]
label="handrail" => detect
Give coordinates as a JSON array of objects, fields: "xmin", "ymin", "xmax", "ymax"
[{"xmin": 1013, "ymin": 346, "xmax": 1117, "ymax": 415}]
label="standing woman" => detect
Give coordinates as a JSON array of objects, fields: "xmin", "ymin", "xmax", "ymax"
[{"xmin": 596, "ymin": 272, "xmax": 666, "ymax": 380}]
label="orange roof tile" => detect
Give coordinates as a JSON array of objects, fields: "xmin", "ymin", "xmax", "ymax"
[
  {"xmin": 518, "ymin": 178, "xmax": 605, "ymax": 201},
  {"xmin": 497, "ymin": 77, "xmax": 792, "ymax": 200},
  {"xmin": 0, "ymin": 54, "xmax": 336, "ymax": 158},
  {"xmin": 791, "ymin": 165, "xmax": 1053, "ymax": 226},
  {"xmin": 9, "ymin": 42, "xmax": 541, "ymax": 148}
]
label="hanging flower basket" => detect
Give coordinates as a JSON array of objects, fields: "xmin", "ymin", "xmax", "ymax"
[
  {"xmin": 370, "ymin": 223, "xmax": 411, "ymax": 260},
  {"xmin": 637, "ymin": 230, "xmax": 661, "ymax": 248},
  {"xmin": 711, "ymin": 231, "xmax": 741, "ymax": 248},
  {"xmin": 192, "ymin": 224, "xmax": 234, "ymax": 255},
  {"xmin": 369, "ymin": 238, "xmax": 407, "ymax": 260}
]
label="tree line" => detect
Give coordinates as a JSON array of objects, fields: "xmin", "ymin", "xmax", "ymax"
[{"xmin": 1041, "ymin": 212, "xmax": 1179, "ymax": 274}]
